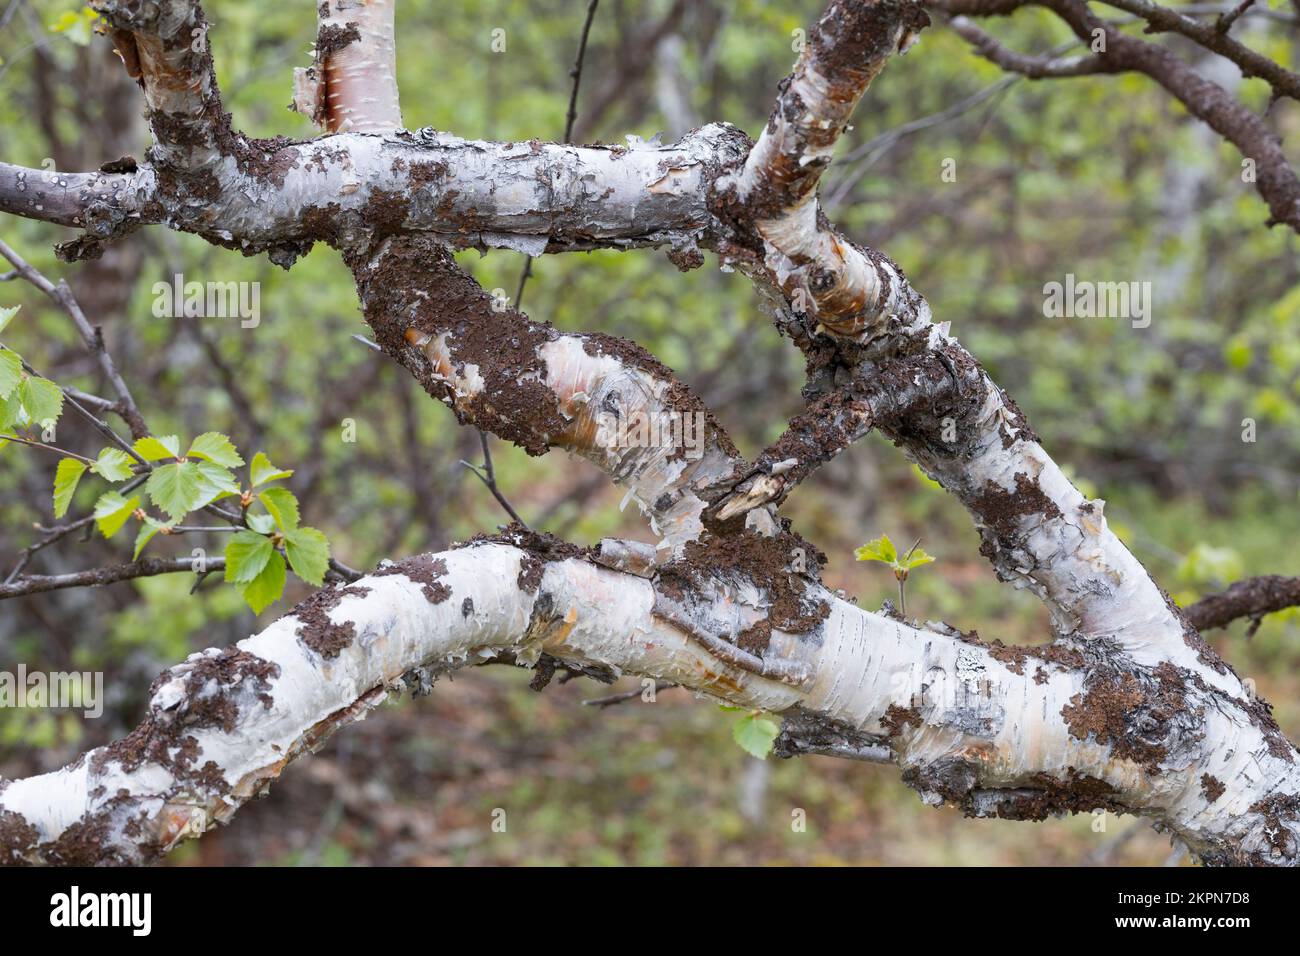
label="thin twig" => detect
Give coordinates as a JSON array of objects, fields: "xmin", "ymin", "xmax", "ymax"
[
  {"xmin": 3, "ymin": 473, "xmax": 150, "ymax": 583},
  {"xmin": 583, "ymin": 682, "xmax": 680, "ymax": 707},
  {"xmin": 1, "ymin": 433, "xmax": 95, "ymax": 463},
  {"xmin": 0, "ymin": 556, "xmax": 228, "ymax": 601},
  {"xmin": 462, "ymin": 430, "xmax": 528, "ymax": 527},
  {"xmin": 327, "ymin": 557, "xmax": 363, "ymax": 583},
  {"xmin": 485, "ymin": 0, "xmax": 604, "ymax": 528},
  {"xmin": 1216, "ymin": 0, "xmax": 1256, "ymax": 31},
  {"xmin": 9, "ymin": 350, "xmax": 147, "ymax": 466}
]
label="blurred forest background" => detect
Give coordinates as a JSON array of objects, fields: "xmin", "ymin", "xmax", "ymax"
[{"xmin": 1, "ymin": 0, "xmax": 1298, "ymax": 865}]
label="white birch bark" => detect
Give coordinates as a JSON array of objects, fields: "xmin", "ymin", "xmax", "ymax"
[
  {"xmin": 2, "ymin": 543, "xmax": 1294, "ymax": 865},
  {"xmin": 0, "ymin": 0, "xmax": 1295, "ymax": 869}
]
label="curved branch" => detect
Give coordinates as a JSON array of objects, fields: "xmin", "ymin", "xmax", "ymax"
[
  {"xmin": 947, "ymin": 16, "xmax": 1115, "ymax": 77},
  {"xmin": 91, "ymin": 0, "xmax": 228, "ymax": 171},
  {"xmin": 1097, "ymin": 0, "xmax": 1300, "ymax": 100},
  {"xmin": 714, "ymin": 350, "xmax": 960, "ymax": 519},
  {"xmin": 932, "ymin": 0, "xmax": 1300, "ymax": 231},
  {"xmin": 691, "ymin": 0, "xmax": 1271, "ymax": 700},
  {"xmin": 716, "ymin": 0, "xmax": 932, "ymax": 342},
  {"xmin": 2, "ymin": 539, "xmax": 1296, "ymax": 865}
]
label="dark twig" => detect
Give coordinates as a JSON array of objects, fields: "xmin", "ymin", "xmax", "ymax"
[
  {"xmin": 462, "ymin": 430, "xmax": 528, "ymax": 527},
  {"xmin": 0, "ymin": 433, "xmax": 95, "ymax": 463},
  {"xmin": 583, "ymin": 682, "xmax": 680, "ymax": 707},
  {"xmin": 0, "ymin": 237, "xmax": 150, "ymax": 439},
  {"xmin": 3, "ymin": 473, "xmax": 150, "ymax": 583},
  {"xmin": 1216, "ymin": 0, "xmax": 1256, "ymax": 31},
  {"xmin": 1183, "ymin": 575, "xmax": 1300, "ymax": 632},
  {"xmin": 0, "ymin": 556, "xmax": 228, "ymax": 600}
]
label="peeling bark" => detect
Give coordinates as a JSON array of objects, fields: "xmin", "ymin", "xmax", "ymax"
[
  {"xmin": 2, "ymin": 542, "xmax": 1295, "ymax": 865},
  {"xmin": 298, "ymin": 0, "xmax": 403, "ymax": 132},
  {"xmin": 0, "ymin": 0, "xmax": 1297, "ymax": 867},
  {"xmin": 349, "ymin": 235, "xmax": 768, "ymax": 552},
  {"xmin": 92, "ymin": 0, "xmax": 226, "ymax": 172},
  {"xmin": 714, "ymin": 0, "xmax": 931, "ymax": 343}
]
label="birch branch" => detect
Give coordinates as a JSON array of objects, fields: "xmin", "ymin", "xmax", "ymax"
[
  {"xmin": 0, "ymin": 557, "xmax": 225, "ymax": 600},
  {"xmin": 708, "ymin": 0, "xmax": 1246, "ymax": 698},
  {"xmin": 294, "ymin": 0, "xmax": 403, "ymax": 132},
  {"xmin": 714, "ymin": 0, "xmax": 931, "ymax": 343},
  {"xmin": 0, "ymin": 0, "xmax": 1295, "ymax": 870},
  {"xmin": 0, "ymin": 122, "xmax": 747, "ymax": 266},
  {"xmin": 91, "ymin": 0, "xmax": 227, "ymax": 171},
  {"xmin": 1183, "ymin": 576, "xmax": 1300, "ymax": 632},
  {"xmin": 348, "ymin": 235, "xmax": 768, "ymax": 553},
  {"xmin": 2, "ymin": 540, "xmax": 1296, "ymax": 865}
]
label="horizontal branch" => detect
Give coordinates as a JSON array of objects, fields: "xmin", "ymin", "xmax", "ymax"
[
  {"xmin": 0, "ymin": 163, "xmax": 142, "ymax": 236},
  {"xmin": 2, "ymin": 540, "xmax": 1295, "ymax": 865},
  {"xmin": 0, "ymin": 122, "xmax": 749, "ymax": 266},
  {"xmin": 0, "ymin": 556, "xmax": 225, "ymax": 600},
  {"xmin": 1184, "ymin": 575, "xmax": 1300, "ymax": 631}
]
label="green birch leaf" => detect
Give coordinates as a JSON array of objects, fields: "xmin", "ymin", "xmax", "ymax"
[
  {"xmin": 0, "ymin": 304, "xmax": 19, "ymax": 336},
  {"xmin": 133, "ymin": 516, "xmax": 168, "ymax": 560},
  {"xmin": 188, "ymin": 432, "xmax": 244, "ymax": 468},
  {"xmin": 133, "ymin": 435, "xmax": 181, "ymax": 461},
  {"xmin": 249, "ymin": 451, "xmax": 293, "ymax": 487},
  {"xmin": 89, "ymin": 447, "xmax": 134, "ymax": 482},
  {"xmin": 901, "ymin": 548, "xmax": 936, "ymax": 572},
  {"xmin": 190, "ymin": 460, "xmax": 240, "ymax": 510},
  {"xmin": 245, "ymin": 512, "xmax": 276, "ymax": 535},
  {"xmin": 93, "ymin": 491, "xmax": 139, "ymax": 538},
  {"xmin": 18, "ymin": 376, "xmax": 63, "ymax": 426},
  {"xmin": 145, "ymin": 460, "xmax": 204, "ymax": 521},
  {"xmin": 0, "ymin": 350, "xmax": 21, "ymax": 399},
  {"xmin": 239, "ymin": 551, "xmax": 286, "ymax": 614},
  {"xmin": 732, "ymin": 713, "xmax": 780, "ymax": 760},
  {"xmin": 855, "ymin": 534, "xmax": 897, "ymax": 565},
  {"xmin": 259, "ymin": 487, "xmax": 300, "ymax": 531},
  {"xmin": 224, "ymin": 530, "xmax": 274, "ymax": 585},
  {"xmin": 52, "ymin": 458, "xmax": 87, "ymax": 518},
  {"xmin": 283, "ymin": 526, "xmax": 329, "ymax": 586}
]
